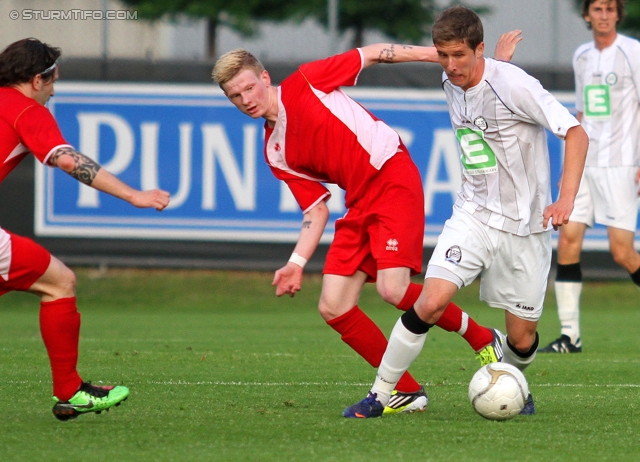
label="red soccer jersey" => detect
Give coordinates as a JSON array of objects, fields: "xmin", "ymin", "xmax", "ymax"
[
  {"xmin": 0, "ymin": 87, "xmax": 70, "ymax": 184},
  {"xmin": 264, "ymin": 49, "xmax": 402, "ymax": 213}
]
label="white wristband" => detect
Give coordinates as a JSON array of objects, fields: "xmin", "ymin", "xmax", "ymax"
[{"xmin": 288, "ymin": 252, "xmax": 308, "ymax": 268}]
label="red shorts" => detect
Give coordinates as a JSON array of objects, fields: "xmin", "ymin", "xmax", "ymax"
[
  {"xmin": 323, "ymin": 151, "xmax": 424, "ymax": 281},
  {"xmin": 0, "ymin": 230, "xmax": 51, "ymax": 296}
]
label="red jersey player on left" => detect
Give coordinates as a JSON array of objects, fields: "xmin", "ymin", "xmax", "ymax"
[{"xmin": 0, "ymin": 38, "xmax": 170, "ymax": 421}]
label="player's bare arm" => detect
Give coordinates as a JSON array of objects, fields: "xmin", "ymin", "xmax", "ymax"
[
  {"xmin": 543, "ymin": 125, "xmax": 589, "ymax": 229},
  {"xmin": 494, "ymin": 30, "xmax": 522, "ymax": 62},
  {"xmin": 48, "ymin": 147, "xmax": 100, "ymax": 185},
  {"xmin": 48, "ymin": 146, "xmax": 170, "ymax": 211},
  {"xmin": 272, "ymin": 201, "xmax": 329, "ymax": 297},
  {"xmin": 361, "ymin": 30, "xmax": 520, "ymax": 69},
  {"xmin": 361, "ymin": 43, "xmax": 439, "ymax": 68}
]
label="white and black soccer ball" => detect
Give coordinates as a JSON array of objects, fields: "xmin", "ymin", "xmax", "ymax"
[{"xmin": 468, "ymin": 363, "xmax": 529, "ymax": 421}]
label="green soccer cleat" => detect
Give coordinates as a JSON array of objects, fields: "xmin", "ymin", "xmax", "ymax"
[
  {"xmin": 383, "ymin": 386, "xmax": 428, "ymax": 415},
  {"xmin": 475, "ymin": 328, "xmax": 505, "ymax": 367},
  {"xmin": 52, "ymin": 382, "xmax": 129, "ymax": 421}
]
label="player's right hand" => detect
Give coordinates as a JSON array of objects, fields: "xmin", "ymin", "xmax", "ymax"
[
  {"xmin": 543, "ymin": 196, "xmax": 574, "ymax": 231},
  {"xmin": 272, "ymin": 263, "xmax": 303, "ymax": 297},
  {"xmin": 131, "ymin": 189, "xmax": 171, "ymax": 211},
  {"xmin": 494, "ymin": 30, "xmax": 522, "ymax": 62}
]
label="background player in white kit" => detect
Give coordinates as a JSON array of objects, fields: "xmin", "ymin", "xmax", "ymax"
[
  {"xmin": 343, "ymin": 6, "xmax": 589, "ymax": 418},
  {"xmin": 540, "ymin": 0, "xmax": 640, "ymax": 354}
]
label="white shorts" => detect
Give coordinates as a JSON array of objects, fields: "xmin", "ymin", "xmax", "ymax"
[
  {"xmin": 426, "ymin": 207, "xmax": 551, "ymax": 321},
  {"xmin": 569, "ymin": 166, "xmax": 640, "ymax": 232}
]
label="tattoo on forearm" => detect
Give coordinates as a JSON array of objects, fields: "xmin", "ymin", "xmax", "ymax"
[
  {"xmin": 49, "ymin": 147, "xmax": 101, "ymax": 185},
  {"xmin": 377, "ymin": 44, "xmax": 413, "ymax": 63},
  {"xmin": 378, "ymin": 44, "xmax": 396, "ymax": 63},
  {"xmin": 302, "ymin": 220, "xmax": 311, "ymax": 229}
]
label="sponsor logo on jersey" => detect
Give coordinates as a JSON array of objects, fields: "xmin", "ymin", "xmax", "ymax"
[
  {"xmin": 473, "ymin": 116, "xmax": 488, "ymax": 131},
  {"xmin": 456, "ymin": 128, "xmax": 498, "ymax": 175},
  {"xmin": 605, "ymin": 72, "xmax": 618, "ymax": 86},
  {"xmin": 386, "ymin": 238, "xmax": 399, "ymax": 252},
  {"xmin": 274, "ymin": 143, "xmax": 281, "ymax": 152},
  {"xmin": 584, "ymin": 85, "xmax": 611, "ymax": 119},
  {"xmin": 445, "ymin": 245, "xmax": 462, "ymax": 265},
  {"xmin": 515, "ymin": 303, "xmax": 534, "ymax": 311}
]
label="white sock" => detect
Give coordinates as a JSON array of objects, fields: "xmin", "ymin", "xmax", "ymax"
[
  {"xmin": 371, "ymin": 318, "xmax": 427, "ymax": 406},
  {"xmin": 555, "ymin": 281, "xmax": 582, "ymax": 344}
]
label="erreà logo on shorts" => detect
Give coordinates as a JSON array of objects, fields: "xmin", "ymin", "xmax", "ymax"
[
  {"xmin": 516, "ymin": 303, "xmax": 534, "ymax": 311},
  {"xmin": 386, "ymin": 239, "xmax": 398, "ymax": 252},
  {"xmin": 445, "ymin": 245, "xmax": 462, "ymax": 265}
]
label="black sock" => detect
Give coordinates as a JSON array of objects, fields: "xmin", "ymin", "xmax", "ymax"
[
  {"xmin": 631, "ymin": 267, "xmax": 640, "ymax": 287},
  {"xmin": 556, "ymin": 263, "xmax": 582, "ymax": 282},
  {"xmin": 401, "ymin": 307, "xmax": 433, "ymax": 335}
]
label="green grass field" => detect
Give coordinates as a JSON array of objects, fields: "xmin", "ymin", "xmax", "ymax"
[{"xmin": 0, "ymin": 268, "xmax": 638, "ymax": 461}]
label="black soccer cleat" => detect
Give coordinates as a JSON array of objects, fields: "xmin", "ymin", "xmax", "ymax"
[{"xmin": 539, "ymin": 335, "xmax": 582, "ymax": 354}]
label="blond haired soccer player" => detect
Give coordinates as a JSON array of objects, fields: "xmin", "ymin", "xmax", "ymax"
[
  {"xmin": 213, "ymin": 34, "xmax": 519, "ymax": 415},
  {"xmin": 344, "ymin": 6, "xmax": 588, "ymax": 418},
  {"xmin": 0, "ymin": 38, "xmax": 170, "ymax": 420},
  {"xmin": 540, "ymin": 0, "xmax": 640, "ymax": 354}
]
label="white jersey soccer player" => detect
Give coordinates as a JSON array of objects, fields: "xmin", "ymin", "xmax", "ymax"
[
  {"xmin": 343, "ymin": 6, "xmax": 588, "ymax": 419},
  {"xmin": 574, "ymin": 34, "xmax": 640, "ymax": 168},
  {"xmin": 426, "ymin": 57, "xmax": 582, "ymax": 319},
  {"xmin": 540, "ymin": 0, "xmax": 640, "ymax": 355},
  {"xmin": 443, "ymin": 57, "xmax": 580, "ymax": 237}
]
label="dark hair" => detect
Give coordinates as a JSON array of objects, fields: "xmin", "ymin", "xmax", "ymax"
[
  {"xmin": 432, "ymin": 6, "xmax": 484, "ymax": 50},
  {"xmin": 581, "ymin": 0, "xmax": 624, "ymax": 28},
  {"xmin": 0, "ymin": 38, "xmax": 61, "ymax": 86}
]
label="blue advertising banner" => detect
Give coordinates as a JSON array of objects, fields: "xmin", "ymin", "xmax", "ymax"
[{"xmin": 35, "ymin": 83, "xmax": 633, "ymax": 250}]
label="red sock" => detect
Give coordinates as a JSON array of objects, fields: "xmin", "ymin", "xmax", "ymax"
[
  {"xmin": 395, "ymin": 282, "xmax": 422, "ymax": 311},
  {"xmin": 327, "ymin": 306, "xmax": 421, "ymax": 393},
  {"xmin": 436, "ymin": 302, "xmax": 493, "ymax": 351},
  {"xmin": 40, "ymin": 297, "xmax": 83, "ymax": 400}
]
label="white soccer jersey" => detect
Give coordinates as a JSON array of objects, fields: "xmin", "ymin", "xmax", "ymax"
[
  {"xmin": 574, "ymin": 34, "xmax": 640, "ymax": 167},
  {"xmin": 443, "ymin": 58, "xmax": 580, "ymax": 236}
]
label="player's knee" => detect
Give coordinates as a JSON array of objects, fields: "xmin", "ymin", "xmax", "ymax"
[
  {"xmin": 54, "ymin": 265, "xmax": 77, "ymax": 297},
  {"xmin": 507, "ymin": 332, "xmax": 537, "ymax": 354},
  {"xmin": 375, "ymin": 280, "xmax": 405, "ymax": 306},
  {"xmin": 414, "ymin": 297, "xmax": 445, "ymax": 325},
  {"xmin": 610, "ymin": 245, "xmax": 635, "ymax": 268},
  {"xmin": 317, "ymin": 298, "xmax": 345, "ymax": 321}
]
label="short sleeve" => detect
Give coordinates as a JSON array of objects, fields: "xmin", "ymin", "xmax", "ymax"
[
  {"xmin": 628, "ymin": 41, "xmax": 640, "ymax": 103},
  {"xmin": 573, "ymin": 49, "xmax": 585, "ymax": 114},
  {"xmin": 297, "ymin": 49, "xmax": 363, "ymax": 94},
  {"xmin": 14, "ymin": 104, "xmax": 70, "ymax": 163},
  {"xmin": 269, "ymin": 166, "xmax": 331, "ymax": 213},
  {"xmin": 509, "ymin": 73, "xmax": 580, "ymax": 139}
]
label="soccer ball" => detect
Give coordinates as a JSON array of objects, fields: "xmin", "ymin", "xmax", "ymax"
[{"xmin": 468, "ymin": 363, "xmax": 529, "ymax": 421}]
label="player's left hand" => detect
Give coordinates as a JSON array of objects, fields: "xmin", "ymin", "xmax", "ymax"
[
  {"xmin": 635, "ymin": 167, "xmax": 640, "ymax": 196},
  {"xmin": 130, "ymin": 189, "xmax": 171, "ymax": 211},
  {"xmin": 494, "ymin": 30, "xmax": 522, "ymax": 62},
  {"xmin": 272, "ymin": 263, "xmax": 304, "ymax": 297},
  {"xmin": 543, "ymin": 197, "xmax": 574, "ymax": 230}
]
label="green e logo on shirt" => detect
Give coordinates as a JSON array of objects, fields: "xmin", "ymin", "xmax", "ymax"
[
  {"xmin": 584, "ymin": 84, "xmax": 611, "ymax": 118},
  {"xmin": 456, "ymin": 127, "xmax": 497, "ymax": 175}
]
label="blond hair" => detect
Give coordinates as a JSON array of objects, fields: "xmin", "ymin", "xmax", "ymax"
[{"xmin": 212, "ymin": 49, "xmax": 265, "ymax": 88}]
